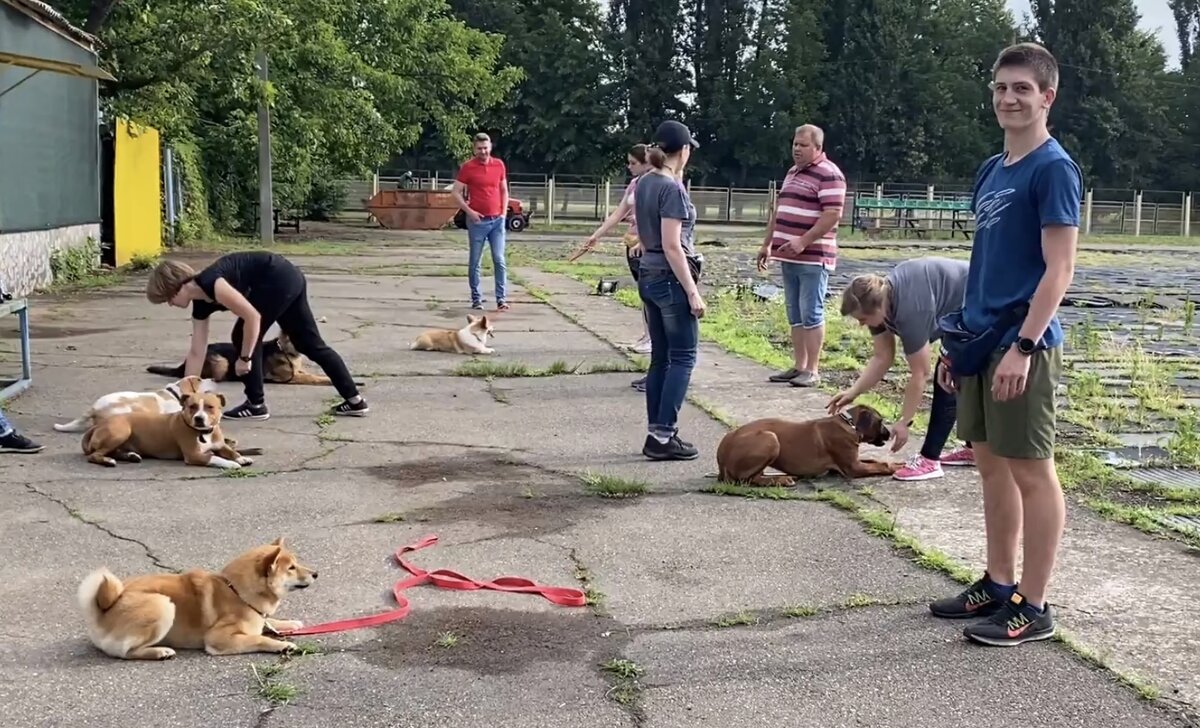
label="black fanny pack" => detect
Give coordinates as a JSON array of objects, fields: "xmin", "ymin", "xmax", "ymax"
[
  {"xmin": 686, "ymin": 254, "xmax": 704, "ymax": 283},
  {"xmin": 937, "ymin": 302, "xmax": 1030, "ymax": 378}
]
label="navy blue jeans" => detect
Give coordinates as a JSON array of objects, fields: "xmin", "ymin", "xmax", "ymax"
[{"xmin": 638, "ymin": 269, "xmax": 698, "ymax": 439}]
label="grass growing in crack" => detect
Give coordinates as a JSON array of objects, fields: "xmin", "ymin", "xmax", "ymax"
[
  {"xmin": 713, "ymin": 610, "xmax": 758, "ymax": 627},
  {"xmin": 601, "ymin": 658, "xmax": 645, "ymax": 680},
  {"xmin": 784, "ymin": 604, "xmax": 821, "ymax": 617},
  {"xmin": 455, "ymin": 358, "xmax": 642, "ymax": 378},
  {"xmin": 569, "ymin": 550, "xmax": 609, "ymax": 615},
  {"xmin": 702, "ymin": 482, "xmax": 803, "ymax": 500},
  {"xmin": 1053, "ymin": 630, "xmax": 1162, "ymax": 700},
  {"xmin": 372, "ymin": 512, "xmax": 406, "ymax": 523},
  {"xmin": 251, "ymin": 662, "xmax": 299, "ymax": 705},
  {"xmin": 600, "ymin": 658, "xmax": 646, "ymax": 711},
  {"xmin": 222, "ymin": 468, "xmax": 268, "ymax": 478},
  {"xmin": 581, "ymin": 472, "xmax": 649, "ymax": 498},
  {"xmin": 435, "ymin": 631, "xmax": 460, "ymax": 648},
  {"xmin": 843, "ymin": 593, "xmax": 884, "ymax": 608},
  {"xmin": 812, "ymin": 489, "xmax": 977, "ymax": 585}
]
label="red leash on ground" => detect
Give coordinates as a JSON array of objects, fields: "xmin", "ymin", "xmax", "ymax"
[{"xmin": 278, "ymin": 534, "xmax": 588, "ymax": 637}]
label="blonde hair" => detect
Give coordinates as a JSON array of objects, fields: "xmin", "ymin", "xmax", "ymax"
[
  {"xmin": 840, "ymin": 274, "xmax": 891, "ymax": 318},
  {"xmin": 146, "ymin": 259, "xmax": 196, "ymax": 304}
]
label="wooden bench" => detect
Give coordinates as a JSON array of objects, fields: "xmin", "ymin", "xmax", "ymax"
[
  {"xmin": 0, "ymin": 298, "xmax": 32, "ymax": 402},
  {"xmin": 853, "ymin": 196, "xmax": 975, "ymax": 240}
]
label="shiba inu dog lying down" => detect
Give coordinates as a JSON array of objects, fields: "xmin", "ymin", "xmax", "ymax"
[
  {"xmin": 76, "ymin": 537, "xmax": 317, "ymax": 660},
  {"xmin": 410, "ymin": 314, "xmax": 495, "ymax": 355}
]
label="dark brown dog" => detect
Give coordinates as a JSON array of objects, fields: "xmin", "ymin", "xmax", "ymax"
[
  {"xmin": 145, "ymin": 331, "xmax": 350, "ymax": 386},
  {"xmin": 715, "ymin": 404, "xmax": 901, "ymax": 486}
]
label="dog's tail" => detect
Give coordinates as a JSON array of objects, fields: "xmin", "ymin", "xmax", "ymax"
[
  {"xmin": 77, "ymin": 568, "xmax": 124, "ymax": 619},
  {"xmin": 54, "ymin": 414, "xmax": 92, "ymax": 432},
  {"xmin": 146, "ymin": 362, "xmax": 186, "ymax": 378}
]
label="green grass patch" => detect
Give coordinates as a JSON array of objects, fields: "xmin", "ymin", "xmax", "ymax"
[
  {"xmin": 702, "ymin": 482, "xmax": 804, "ymax": 500},
  {"xmin": 713, "ymin": 610, "xmax": 759, "ymax": 627},
  {"xmin": 581, "ymin": 472, "xmax": 649, "ymax": 498}
]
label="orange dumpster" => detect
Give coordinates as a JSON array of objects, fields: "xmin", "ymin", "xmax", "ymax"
[{"xmin": 365, "ymin": 189, "xmax": 460, "ymax": 230}]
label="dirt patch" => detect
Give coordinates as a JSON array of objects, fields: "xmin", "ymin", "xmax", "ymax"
[
  {"xmin": 0, "ymin": 324, "xmax": 123, "ymax": 340},
  {"xmin": 355, "ymin": 605, "xmax": 626, "ymax": 677},
  {"xmin": 360, "ymin": 452, "xmax": 640, "ymax": 537},
  {"xmin": 362, "ymin": 452, "xmax": 537, "ymax": 488}
]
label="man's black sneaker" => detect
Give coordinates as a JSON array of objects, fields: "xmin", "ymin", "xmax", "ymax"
[
  {"xmin": 631, "ymin": 376, "xmax": 646, "ymax": 392},
  {"xmin": 224, "ymin": 401, "xmax": 270, "ymax": 421},
  {"xmin": 963, "ymin": 591, "xmax": 1056, "ymax": 647},
  {"xmin": 929, "ymin": 574, "xmax": 1010, "ymax": 619},
  {"xmin": 332, "ymin": 398, "xmax": 369, "ymax": 417},
  {"xmin": 0, "ymin": 430, "xmax": 44, "ymax": 453},
  {"xmin": 643, "ymin": 434, "xmax": 698, "ymax": 461}
]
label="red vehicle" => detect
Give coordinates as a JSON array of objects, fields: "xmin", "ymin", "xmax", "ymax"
[{"xmin": 453, "ymin": 198, "xmax": 532, "ymax": 232}]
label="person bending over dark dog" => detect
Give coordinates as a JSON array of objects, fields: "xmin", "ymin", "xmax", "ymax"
[{"xmin": 146, "ymin": 251, "xmax": 368, "ymax": 421}]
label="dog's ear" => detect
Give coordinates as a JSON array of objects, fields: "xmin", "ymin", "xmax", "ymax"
[
  {"xmin": 261, "ymin": 545, "xmax": 284, "ymax": 576},
  {"xmin": 272, "ymin": 536, "xmax": 286, "ymax": 547},
  {"xmin": 216, "ymin": 393, "xmax": 227, "ymax": 408},
  {"xmin": 479, "ymin": 315, "xmax": 489, "ymax": 327},
  {"xmin": 466, "ymin": 314, "xmax": 478, "ymax": 324}
]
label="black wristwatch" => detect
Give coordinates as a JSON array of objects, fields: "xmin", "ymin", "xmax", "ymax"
[
  {"xmin": 239, "ymin": 355, "xmax": 252, "ymax": 363},
  {"xmin": 1015, "ymin": 337, "xmax": 1037, "ymax": 356}
]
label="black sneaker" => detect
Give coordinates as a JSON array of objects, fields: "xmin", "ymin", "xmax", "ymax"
[
  {"xmin": 224, "ymin": 401, "xmax": 270, "ymax": 421},
  {"xmin": 0, "ymin": 430, "xmax": 44, "ymax": 454},
  {"xmin": 643, "ymin": 434, "xmax": 698, "ymax": 461},
  {"xmin": 963, "ymin": 591, "xmax": 1056, "ymax": 647},
  {"xmin": 471, "ymin": 302, "xmax": 484, "ymax": 310},
  {"xmin": 631, "ymin": 376, "xmax": 646, "ymax": 392},
  {"xmin": 331, "ymin": 398, "xmax": 369, "ymax": 417},
  {"xmin": 929, "ymin": 573, "xmax": 1010, "ymax": 619}
]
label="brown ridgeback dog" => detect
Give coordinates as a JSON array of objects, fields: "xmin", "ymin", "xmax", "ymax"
[{"xmin": 715, "ymin": 404, "xmax": 901, "ymax": 486}]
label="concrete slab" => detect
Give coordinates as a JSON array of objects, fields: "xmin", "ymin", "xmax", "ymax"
[{"xmin": 625, "ymin": 607, "xmax": 1188, "ymax": 728}]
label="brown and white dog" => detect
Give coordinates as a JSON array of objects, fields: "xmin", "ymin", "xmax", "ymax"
[
  {"xmin": 410, "ymin": 314, "xmax": 495, "ymax": 355},
  {"xmin": 76, "ymin": 537, "xmax": 317, "ymax": 660},
  {"xmin": 54, "ymin": 375, "xmax": 217, "ymax": 433},
  {"xmin": 81, "ymin": 391, "xmax": 253, "ymax": 470},
  {"xmin": 715, "ymin": 404, "xmax": 901, "ymax": 486}
]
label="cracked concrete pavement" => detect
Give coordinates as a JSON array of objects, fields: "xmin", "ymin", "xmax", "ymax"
[{"xmin": 0, "ymin": 233, "xmax": 1194, "ymax": 728}]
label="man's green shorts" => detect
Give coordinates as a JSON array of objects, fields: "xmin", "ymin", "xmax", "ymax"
[{"xmin": 956, "ymin": 346, "xmax": 1062, "ymax": 460}]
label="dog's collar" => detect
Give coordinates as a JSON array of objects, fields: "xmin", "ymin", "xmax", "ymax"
[
  {"xmin": 838, "ymin": 411, "xmax": 855, "ymax": 428},
  {"xmin": 166, "ymin": 385, "xmax": 184, "ymax": 403},
  {"xmin": 219, "ymin": 575, "xmax": 268, "ymax": 619}
]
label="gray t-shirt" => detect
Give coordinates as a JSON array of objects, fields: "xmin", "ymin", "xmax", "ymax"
[
  {"xmin": 634, "ymin": 171, "xmax": 697, "ymax": 273},
  {"xmin": 868, "ymin": 256, "xmax": 970, "ymax": 356}
]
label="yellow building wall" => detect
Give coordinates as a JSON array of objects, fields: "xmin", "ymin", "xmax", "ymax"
[{"xmin": 113, "ymin": 119, "xmax": 163, "ymax": 266}]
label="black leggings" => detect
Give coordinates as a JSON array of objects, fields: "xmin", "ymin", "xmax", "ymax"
[
  {"xmin": 230, "ymin": 262, "xmax": 359, "ymax": 405},
  {"xmin": 922, "ymin": 359, "xmax": 971, "ymax": 460}
]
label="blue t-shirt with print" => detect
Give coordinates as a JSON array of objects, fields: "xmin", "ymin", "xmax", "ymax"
[{"xmin": 963, "ymin": 137, "xmax": 1082, "ymax": 350}]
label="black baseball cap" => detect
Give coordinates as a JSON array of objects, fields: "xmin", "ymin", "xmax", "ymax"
[{"xmin": 652, "ymin": 120, "xmax": 700, "ymax": 153}]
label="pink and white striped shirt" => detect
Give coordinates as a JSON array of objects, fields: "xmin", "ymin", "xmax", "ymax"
[{"xmin": 767, "ymin": 153, "xmax": 847, "ymax": 268}]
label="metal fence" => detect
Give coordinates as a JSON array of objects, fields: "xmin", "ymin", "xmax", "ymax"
[{"xmin": 335, "ymin": 172, "xmax": 1199, "ymax": 238}]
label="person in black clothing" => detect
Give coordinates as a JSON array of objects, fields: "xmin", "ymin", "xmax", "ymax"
[{"xmin": 146, "ymin": 251, "xmax": 368, "ymax": 420}]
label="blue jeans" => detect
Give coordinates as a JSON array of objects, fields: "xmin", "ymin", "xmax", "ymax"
[
  {"xmin": 781, "ymin": 261, "xmax": 829, "ymax": 329},
  {"xmin": 639, "ymin": 270, "xmax": 699, "ymax": 439},
  {"xmin": 0, "ymin": 406, "xmax": 11, "ymax": 437},
  {"xmin": 467, "ymin": 215, "xmax": 508, "ymax": 305}
]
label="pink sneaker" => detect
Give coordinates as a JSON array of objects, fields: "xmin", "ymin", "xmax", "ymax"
[
  {"xmin": 940, "ymin": 446, "xmax": 976, "ymax": 467},
  {"xmin": 893, "ymin": 455, "xmax": 944, "ymax": 481}
]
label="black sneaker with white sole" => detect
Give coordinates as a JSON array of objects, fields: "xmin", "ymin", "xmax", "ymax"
[
  {"xmin": 929, "ymin": 573, "xmax": 1011, "ymax": 619},
  {"xmin": 642, "ymin": 434, "xmax": 698, "ymax": 461},
  {"xmin": 962, "ymin": 591, "xmax": 1056, "ymax": 647},
  {"xmin": 331, "ymin": 398, "xmax": 369, "ymax": 416},
  {"xmin": 0, "ymin": 430, "xmax": 44, "ymax": 453},
  {"xmin": 223, "ymin": 401, "xmax": 270, "ymax": 421}
]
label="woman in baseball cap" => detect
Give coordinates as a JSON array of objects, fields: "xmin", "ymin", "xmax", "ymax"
[{"xmin": 632, "ymin": 119, "xmax": 706, "ymax": 461}]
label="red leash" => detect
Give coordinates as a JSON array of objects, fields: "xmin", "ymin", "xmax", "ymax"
[{"xmin": 278, "ymin": 535, "xmax": 587, "ymax": 637}]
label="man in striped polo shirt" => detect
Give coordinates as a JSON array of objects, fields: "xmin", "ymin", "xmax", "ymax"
[{"xmin": 756, "ymin": 124, "xmax": 847, "ymax": 387}]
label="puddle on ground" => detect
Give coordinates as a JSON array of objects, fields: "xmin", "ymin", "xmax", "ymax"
[
  {"xmin": 355, "ymin": 605, "xmax": 623, "ymax": 676},
  {"xmin": 0, "ymin": 324, "xmax": 122, "ymax": 340}
]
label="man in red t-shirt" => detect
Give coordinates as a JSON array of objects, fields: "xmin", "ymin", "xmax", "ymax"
[{"xmin": 452, "ymin": 133, "xmax": 511, "ymax": 311}]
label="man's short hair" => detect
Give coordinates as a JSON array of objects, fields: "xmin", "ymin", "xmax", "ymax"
[
  {"xmin": 473, "ymin": 133, "xmax": 491, "ymax": 144},
  {"xmin": 793, "ymin": 124, "xmax": 824, "ymax": 148},
  {"xmin": 146, "ymin": 259, "xmax": 196, "ymax": 304},
  {"xmin": 992, "ymin": 42, "xmax": 1059, "ymax": 92}
]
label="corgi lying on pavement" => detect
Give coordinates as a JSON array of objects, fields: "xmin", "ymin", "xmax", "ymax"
[
  {"xmin": 410, "ymin": 314, "xmax": 496, "ymax": 355},
  {"xmin": 77, "ymin": 537, "xmax": 317, "ymax": 660},
  {"xmin": 54, "ymin": 375, "xmax": 217, "ymax": 432},
  {"xmin": 81, "ymin": 391, "xmax": 254, "ymax": 470}
]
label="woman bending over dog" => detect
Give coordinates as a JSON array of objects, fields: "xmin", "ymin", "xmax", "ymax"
[
  {"xmin": 146, "ymin": 251, "xmax": 368, "ymax": 421},
  {"xmin": 828, "ymin": 256, "xmax": 974, "ymax": 481}
]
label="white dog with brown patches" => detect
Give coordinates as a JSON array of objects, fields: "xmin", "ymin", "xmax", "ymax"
[{"xmin": 54, "ymin": 375, "xmax": 219, "ymax": 432}]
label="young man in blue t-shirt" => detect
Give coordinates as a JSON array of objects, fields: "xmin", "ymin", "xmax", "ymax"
[{"xmin": 930, "ymin": 42, "xmax": 1082, "ymax": 647}]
